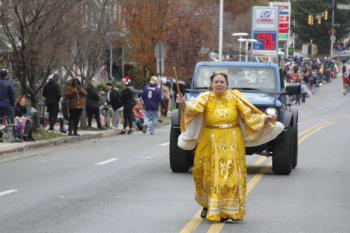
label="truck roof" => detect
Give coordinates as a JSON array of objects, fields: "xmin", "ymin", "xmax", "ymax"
[{"xmin": 195, "ymin": 61, "xmax": 279, "ymax": 69}]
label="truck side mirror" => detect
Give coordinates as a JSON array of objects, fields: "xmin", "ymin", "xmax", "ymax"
[
  {"xmin": 285, "ymin": 83, "xmax": 301, "ymax": 95},
  {"xmin": 172, "ymin": 80, "xmax": 187, "ymax": 94}
]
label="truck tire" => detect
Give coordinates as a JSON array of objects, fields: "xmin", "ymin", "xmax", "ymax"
[
  {"xmin": 291, "ymin": 125, "xmax": 298, "ymax": 169},
  {"xmin": 169, "ymin": 125, "xmax": 191, "ymax": 173},
  {"xmin": 272, "ymin": 126, "xmax": 293, "ymax": 175}
]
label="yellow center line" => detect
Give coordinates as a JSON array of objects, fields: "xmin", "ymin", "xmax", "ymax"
[
  {"xmin": 299, "ymin": 122, "xmax": 335, "ymax": 144},
  {"xmin": 180, "ymin": 121, "xmax": 333, "ymax": 233},
  {"xmin": 179, "ymin": 157, "xmax": 268, "ymax": 233},
  {"xmin": 298, "ymin": 121, "xmax": 330, "ymax": 138},
  {"xmin": 206, "ymin": 122, "xmax": 334, "ymax": 233},
  {"xmin": 179, "ymin": 209, "xmax": 202, "ymax": 233},
  {"xmin": 207, "ymin": 164, "xmax": 271, "ymax": 233}
]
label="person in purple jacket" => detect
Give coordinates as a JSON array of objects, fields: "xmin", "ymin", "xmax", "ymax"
[{"xmin": 141, "ymin": 76, "xmax": 162, "ymax": 135}]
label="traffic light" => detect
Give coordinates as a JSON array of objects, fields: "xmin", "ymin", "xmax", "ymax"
[
  {"xmin": 317, "ymin": 16, "xmax": 322, "ymax": 24},
  {"xmin": 308, "ymin": 15, "xmax": 314, "ymax": 25},
  {"xmin": 324, "ymin": 10, "xmax": 328, "ymax": 20}
]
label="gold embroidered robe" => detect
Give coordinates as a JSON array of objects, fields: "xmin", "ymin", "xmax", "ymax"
[{"xmin": 184, "ymin": 89, "xmax": 267, "ymax": 222}]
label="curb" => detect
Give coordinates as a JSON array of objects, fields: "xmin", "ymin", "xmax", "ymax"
[{"xmin": 0, "ymin": 129, "xmax": 120, "ymax": 156}]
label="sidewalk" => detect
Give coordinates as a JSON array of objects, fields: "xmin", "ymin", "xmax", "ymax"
[
  {"xmin": 0, "ymin": 116, "xmax": 171, "ymax": 156},
  {"xmin": 0, "ymin": 127, "xmax": 121, "ymax": 156}
]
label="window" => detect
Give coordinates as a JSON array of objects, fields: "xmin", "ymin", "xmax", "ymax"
[{"xmin": 194, "ymin": 66, "xmax": 276, "ymax": 92}]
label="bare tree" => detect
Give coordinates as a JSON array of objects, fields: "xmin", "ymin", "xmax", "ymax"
[
  {"xmin": 62, "ymin": 0, "xmax": 123, "ymax": 86},
  {"xmin": 0, "ymin": 0, "xmax": 79, "ymax": 126},
  {"xmin": 165, "ymin": 0, "xmax": 216, "ymax": 80}
]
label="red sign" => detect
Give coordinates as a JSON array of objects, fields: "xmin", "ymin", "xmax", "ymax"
[
  {"xmin": 279, "ymin": 16, "xmax": 289, "ymax": 22},
  {"xmin": 279, "ymin": 23, "xmax": 289, "ymax": 28},
  {"xmin": 279, "ymin": 28, "xmax": 289, "ymax": 33},
  {"xmin": 255, "ymin": 32, "xmax": 276, "ymax": 50}
]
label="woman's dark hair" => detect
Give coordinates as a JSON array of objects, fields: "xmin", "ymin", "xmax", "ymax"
[
  {"xmin": 0, "ymin": 69, "xmax": 8, "ymax": 79},
  {"xmin": 210, "ymin": 72, "xmax": 229, "ymax": 85},
  {"xmin": 71, "ymin": 78, "xmax": 80, "ymax": 87}
]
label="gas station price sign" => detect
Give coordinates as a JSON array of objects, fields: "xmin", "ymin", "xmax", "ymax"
[{"xmin": 253, "ymin": 31, "xmax": 277, "ymax": 50}]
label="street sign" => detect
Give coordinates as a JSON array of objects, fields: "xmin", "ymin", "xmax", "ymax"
[
  {"xmin": 252, "ymin": 6, "xmax": 278, "ymax": 31},
  {"xmin": 270, "ymin": 2, "xmax": 291, "ymax": 41},
  {"xmin": 154, "ymin": 41, "xmax": 166, "ymax": 58},
  {"xmin": 337, "ymin": 4, "xmax": 350, "ymax": 10},
  {"xmin": 154, "ymin": 41, "xmax": 166, "ymax": 75},
  {"xmin": 251, "ymin": 6, "xmax": 278, "ymax": 57},
  {"xmin": 156, "ymin": 58, "xmax": 165, "ymax": 76}
]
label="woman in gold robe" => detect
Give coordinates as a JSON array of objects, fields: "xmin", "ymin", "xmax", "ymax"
[{"xmin": 177, "ymin": 72, "xmax": 276, "ymax": 222}]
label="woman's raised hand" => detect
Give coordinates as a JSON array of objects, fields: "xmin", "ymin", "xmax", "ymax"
[
  {"xmin": 176, "ymin": 94, "xmax": 185, "ymax": 106},
  {"xmin": 266, "ymin": 114, "xmax": 277, "ymax": 122}
]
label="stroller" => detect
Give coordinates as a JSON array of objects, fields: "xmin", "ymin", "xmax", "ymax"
[
  {"xmin": 0, "ymin": 115, "xmax": 17, "ymax": 143},
  {"xmin": 342, "ymin": 73, "xmax": 350, "ymax": 96}
]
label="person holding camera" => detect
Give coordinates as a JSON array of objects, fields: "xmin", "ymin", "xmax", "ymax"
[{"xmin": 64, "ymin": 77, "xmax": 87, "ymax": 136}]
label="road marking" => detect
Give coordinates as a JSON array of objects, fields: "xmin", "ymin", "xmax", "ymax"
[
  {"xmin": 0, "ymin": 189, "xmax": 18, "ymax": 197},
  {"xmin": 94, "ymin": 158, "xmax": 119, "ymax": 166},
  {"xmin": 136, "ymin": 156, "xmax": 153, "ymax": 159},
  {"xmin": 179, "ymin": 157, "xmax": 268, "ymax": 233},
  {"xmin": 159, "ymin": 142, "xmax": 170, "ymax": 147},
  {"xmin": 298, "ymin": 121, "xmax": 330, "ymax": 138},
  {"xmin": 207, "ymin": 162, "xmax": 271, "ymax": 233},
  {"xmin": 180, "ymin": 122, "xmax": 334, "ymax": 233},
  {"xmin": 205, "ymin": 123, "xmax": 334, "ymax": 233},
  {"xmin": 299, "ymin": 122, "xmax": 334, "ymax": 144}
]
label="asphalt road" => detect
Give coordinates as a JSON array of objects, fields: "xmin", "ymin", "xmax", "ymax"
[{"xmin": 0, "ymin": 77, "xmax": 349, "ymax": 233}]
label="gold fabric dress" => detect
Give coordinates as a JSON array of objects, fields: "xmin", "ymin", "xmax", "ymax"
[{"xmin": 184, "ymin": 89, "xmax": 267, "ymax": 222}]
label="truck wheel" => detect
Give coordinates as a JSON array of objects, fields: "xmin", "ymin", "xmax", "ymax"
[
  {"xmin": 292, "ymin": 125, "xmax": 298, "ymax": 169},
  {"xmin": 272, "ymin": 126, "xmax": 293, "ymax": 175},
  {"xmin": 169, "ymin": 125, "xmax": 191, "ymax": 173}
]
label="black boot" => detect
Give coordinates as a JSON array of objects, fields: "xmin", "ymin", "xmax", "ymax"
[
  {"xmin": 200, "ymin": 208, "xmax": 208, "ymax": 218},
  {"xmin": 119, "ymin": 129, "xmax": 126, "ymax": 135}
]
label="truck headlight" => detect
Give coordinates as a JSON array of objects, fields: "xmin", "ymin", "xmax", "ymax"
[{"xmin": 265, "ymin": 107, "xmax": 278, "ymax": 117}]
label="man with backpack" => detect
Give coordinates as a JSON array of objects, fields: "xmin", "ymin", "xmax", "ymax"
[
  {"xmin": 42, "ymin": 74, "xmax": 62, "ymax": 132},
  {"xmin": 106, "ymin": 82, "xmax": 122, "ymax": 129}
]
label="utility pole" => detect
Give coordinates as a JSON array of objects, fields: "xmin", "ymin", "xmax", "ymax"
[
  {"xmin": 330, "ymin": 0, "xmax": 335, "ymax": 57},
  {"xmin": 219, "ymin": 0, "xmax": 223, "ymax": 61}
]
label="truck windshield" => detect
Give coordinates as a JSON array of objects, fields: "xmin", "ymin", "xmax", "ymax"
[{"xmin": 194, "ymin": 66, "xmax": 276, "ymax": 93}]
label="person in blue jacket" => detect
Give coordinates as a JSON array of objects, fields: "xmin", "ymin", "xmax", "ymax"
[
  {"xmin": 0, "ymin": 69, "xmax": 15, "ymax": 142},
  {"xmin": 141, "ymin": 76, "xmax": 162, "ymax": 135}
]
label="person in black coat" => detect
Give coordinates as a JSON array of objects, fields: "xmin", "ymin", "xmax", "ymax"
[
  {"xmin": 106, "ymin": 82, "xmax": 121, "ymax": 128},
  {"xmin": 42, "ymin": 74, "xmax": 61, "ymax": 131},
  {"xmin": 86, "ymin": 79, "xmax": 102, "ymax": 129},
  {"xmin": 120, "ymin": 82, "xmax": 135, "ymax": 134}
]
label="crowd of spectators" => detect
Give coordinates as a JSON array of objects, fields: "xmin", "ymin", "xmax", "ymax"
[
  {"xmin": 0, "ymin": 71, "xmax": 173, "ymax": 143},
  {"xmin": 334, "ymin": 40, "xmax": 350, "ymax": 53},
  {"xmin": 281, "ymin": 56, "xmax": 342, "ymax": 105}
]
